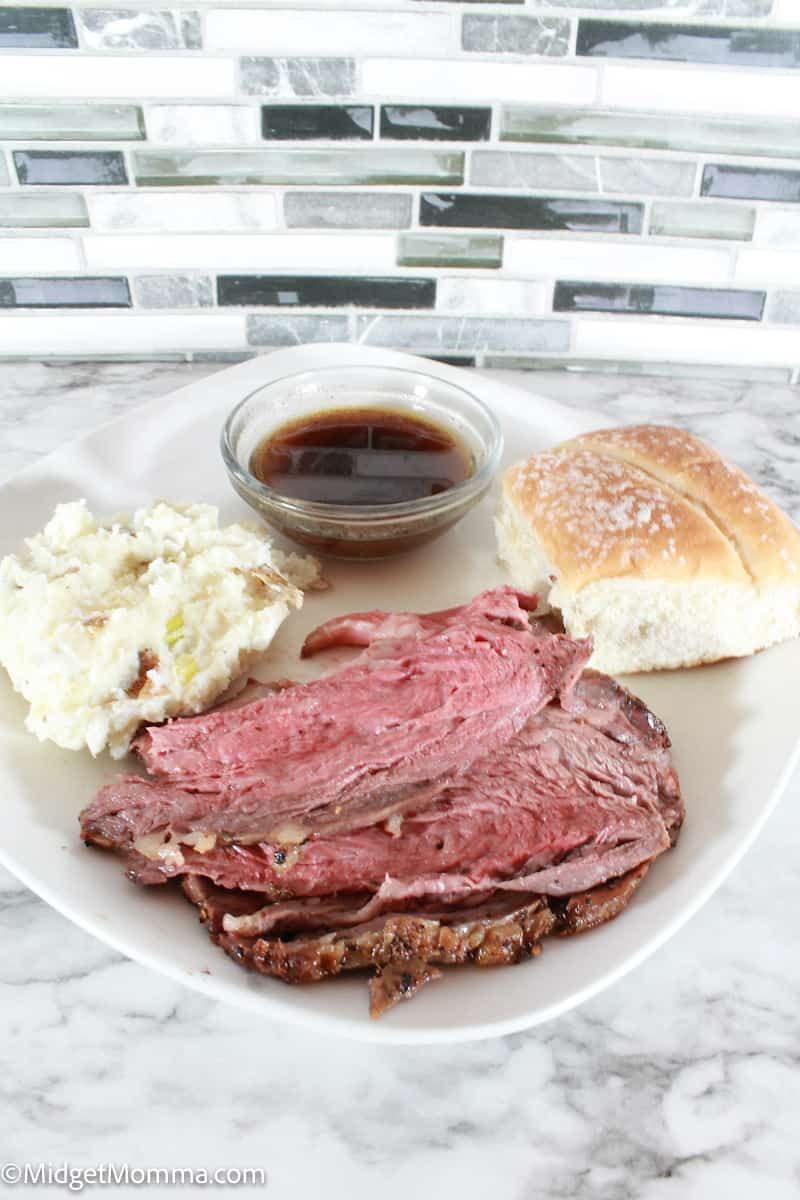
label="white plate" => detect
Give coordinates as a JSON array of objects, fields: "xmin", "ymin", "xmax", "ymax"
[{"xmin": 1, "ymin": 344, "xmax": 798, "ymax": 1045}]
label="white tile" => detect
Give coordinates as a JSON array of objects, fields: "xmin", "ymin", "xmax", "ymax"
[
  {"xmin": 206, "ymin": 10, "xmax": 455, "ymax": 55},
  {"xmin": 0, "ymin": 314, "xmax": 246, "ymax": 355},
  {"xmin": 145, "ymin": 106, "xmax": 259, "ymax": 145},
  {"xmin": 771, "ymin": 0, "xmax": 800, "ymax": 17},
  {"xmin": 436, "ymin": 276, "xmax": 548, "ymax": 315},
  {"xmin": 753, "ymin": 208, "xmax": 800, "ymax": 249},
  {"xmin": 735, "ymin": 248, "xmax": 800, "ymax": 285},
  {"xmin": 574, "ymin": 318, "xmax": 800, "ymax": 367},
  {"xmin": 83, "ymin": 233, "xmax": 396, "ymax": 270},
  {"xmin": 87, "ymin": 193, "xmax": 278, "ymax": 233},
  {"xmin": 505, "ymin": 238, "xmax": 730, "ymax": 285},
  {"xmin": 0, "ymin": 57, "xmax": 235, "ymax": 100},
  {"xmin": 362, "ymin": 59, "xmax": 597, "ymax": 106},
  {"xmin": 0, "ymin": 238, "xmax": 80, "ymax": 271},
  {"xmin": 602, "ymin": 64, "xmax": 800, "ymax": 120}
]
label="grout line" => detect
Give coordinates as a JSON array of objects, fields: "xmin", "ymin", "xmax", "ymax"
[
  {"xmin": 73, "ymin": 232, "xmax": 88, "ymax": 270},
  {"xmin": 565, "ymin": 15, "xmax": 579, "ymax": 60}
]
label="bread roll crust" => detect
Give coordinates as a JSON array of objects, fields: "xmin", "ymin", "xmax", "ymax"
[
  {"xmin": 503, "ymin": 444, "xmax": 748, "ymax": 594},
  {"xmin": 564, "ymin": 425, "xmax": 800, "ymax": 585},
  {"xmin": 497, "ymin": 424, "xmax": 800, "ymax": 672}
]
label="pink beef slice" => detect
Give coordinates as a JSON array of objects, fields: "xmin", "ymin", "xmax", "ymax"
[
  {"xmin": 80, "ymin": 589, "xmax": 592, "ymax": 848},
  {"xmin": 117, "ymin": 671, "xmax": 684, "ymax": 933}
]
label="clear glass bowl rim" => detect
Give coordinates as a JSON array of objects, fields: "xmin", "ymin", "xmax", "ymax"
[{"xmin": 220, "ymin": 364, "xmax": 504, "ymax": 524}]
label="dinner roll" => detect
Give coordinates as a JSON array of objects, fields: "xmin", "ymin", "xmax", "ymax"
[{"xmin": 495, "ymin": 424, "xmax": 800, "ymax": 673}]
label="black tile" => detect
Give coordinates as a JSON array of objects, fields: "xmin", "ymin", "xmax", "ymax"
[
  {"xmin": 702, "ymin": 163, "xmax": 800, "ymax": 203},
  {"xmin": 217, "ymin": 275, "xmax": 436, "ymax": 309},
  {"xmin": 0, "ymin": 6, "xmax": 77, "ymax": 47},
  {"xmin": 420, "ymin": 193, "xmax": 642, "ymax": 234},
  {"xmin": 381, "ymin": 106, "xmax": 491, "ymax": 142},
  {"xmin": 424, "ymin": 354, "xmax": 476, "ymax": 368},
  {"xmin": 0, "ymin": 277, "xmax": 131, "ymax": 308},
  {"xmin": 553, "ymin": 281, "xmax": 764, "ymax": 322},
  {"xmin": 576, "ymin": 19, "xmax": 800, "ymax": 68},
  {"xmin": 261, "ymin": 105, "xmax": 373, "ymax": 140},
  {"xmin": 14, "ymin": 150, "xmax": 128, "ymax": 186}
]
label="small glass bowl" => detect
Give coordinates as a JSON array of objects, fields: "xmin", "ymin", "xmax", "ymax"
[{"xmin": 220, "ymin": 364, "xmax": 503, "ymax": 559}]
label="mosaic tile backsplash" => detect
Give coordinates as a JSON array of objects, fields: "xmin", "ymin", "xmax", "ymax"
[{"xmin": 2, "ymin": 0, "xmax": 800, "ymax": 377}]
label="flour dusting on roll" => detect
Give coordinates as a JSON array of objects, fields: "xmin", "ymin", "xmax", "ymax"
[{"xmin": 495, "ymin": 424, "xmax": 800, "ymax": 673}]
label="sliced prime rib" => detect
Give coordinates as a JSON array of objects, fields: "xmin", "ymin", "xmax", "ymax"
[
  {"xmin": 80, "ymin": 588, "xmax": 684, "ymax": 1017},
  {"xmin": 80, "ymin": 588, "xmax": 592, "ymax": 849},
  {"xmin": 121, "ymin": 673, "xmax": 680, "ymax": 936},
  {"xmin": 181, "ymin": 862, "xmax": 652, "ymax": 1011}
]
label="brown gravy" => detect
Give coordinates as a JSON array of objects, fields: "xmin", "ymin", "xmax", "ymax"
[{"xmin": 250, "ymin": 407, "xmax": 473, "ymax": 506}]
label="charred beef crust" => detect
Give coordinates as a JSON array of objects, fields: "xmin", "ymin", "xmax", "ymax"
[
  {"xmin": 369, "ymin": 961, "xmax": 444, "ymax": 1019},
  {"xmin": 182, "ymin": 863, "xmax": 650, "ymax": 993},
  {"xmin": 550, "ymin": 860, "xmax": 650, "ymax": 935},
  {"xmin": 190, "ymin": 882, "xmax": 554, "ymax": 982}
]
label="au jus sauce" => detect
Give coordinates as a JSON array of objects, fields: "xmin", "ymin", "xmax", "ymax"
[{"xmin": 250, "ymin": 407, "xmax": 473, "ymax": 506}]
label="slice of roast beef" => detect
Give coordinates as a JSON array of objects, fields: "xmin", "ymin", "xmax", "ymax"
[
  {"xmin": 181, "ymin": 863, "xmax": 650, "ymax": 1008},
  {"xmin": 298, "ymin": 586, "xmax": 537, "ymax": 657},
  {"xmin": 119, "ymin": 672, "xmax": 682, "ymax": 916},
  {"xmin": 133, "ymin": 588, "xmax": 551, "ymax": 782},
  {"xmin": 563, "ymin": 670, "xmax": 683, "ymax": 842},
  {"xmin": 80, "ymin": 588, "xmax": 592, "ymax": 849}
]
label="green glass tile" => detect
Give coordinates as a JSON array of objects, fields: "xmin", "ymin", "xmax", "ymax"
[
  {"xmin": 500, "ymin": 107, "xmax": 800, "ymax": 160},
  {"xmin": 650, "ymin": 202, "xmax": 754, "ymax": 241},
  {"xmin": 0, "ymin": 104, "xmax": 144, "ymax": 141},
  {"xmin": 0, "ymin": 192, "xmax": 88, "ymax": 227},
  {"xmin": 576, "ymin": 18, "xmax": 799, "ymax": 67},
  {"xmin": 397, "ymin": 233, "xmax": 502, "ymax": 268},
  {"xmin": 134, "ymin": 149, "xmax": 463, "ymax": 187},
  {"xmin": 0, "ymin": 7, "xmax": 77, "ymax": 48}
]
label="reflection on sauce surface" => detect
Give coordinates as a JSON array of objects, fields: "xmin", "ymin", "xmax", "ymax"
[{"xmin": 250, "ymin": 407, "xmax": 473, "ymax": 506}]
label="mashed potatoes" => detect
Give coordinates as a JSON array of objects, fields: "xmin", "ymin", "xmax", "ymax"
[{"xmin": 0, "ymin": 500, "xmax": 318, "ymax": 757}]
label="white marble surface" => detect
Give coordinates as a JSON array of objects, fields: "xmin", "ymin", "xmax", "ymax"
[{"xmin": 0, "ymin": 360, "xmax": 798, "ymax": 1199}]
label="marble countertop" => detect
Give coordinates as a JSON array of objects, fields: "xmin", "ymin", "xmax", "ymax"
[{"xmin": 1, "ymin": 361, "xmax": 798, "ymax": 1200}]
